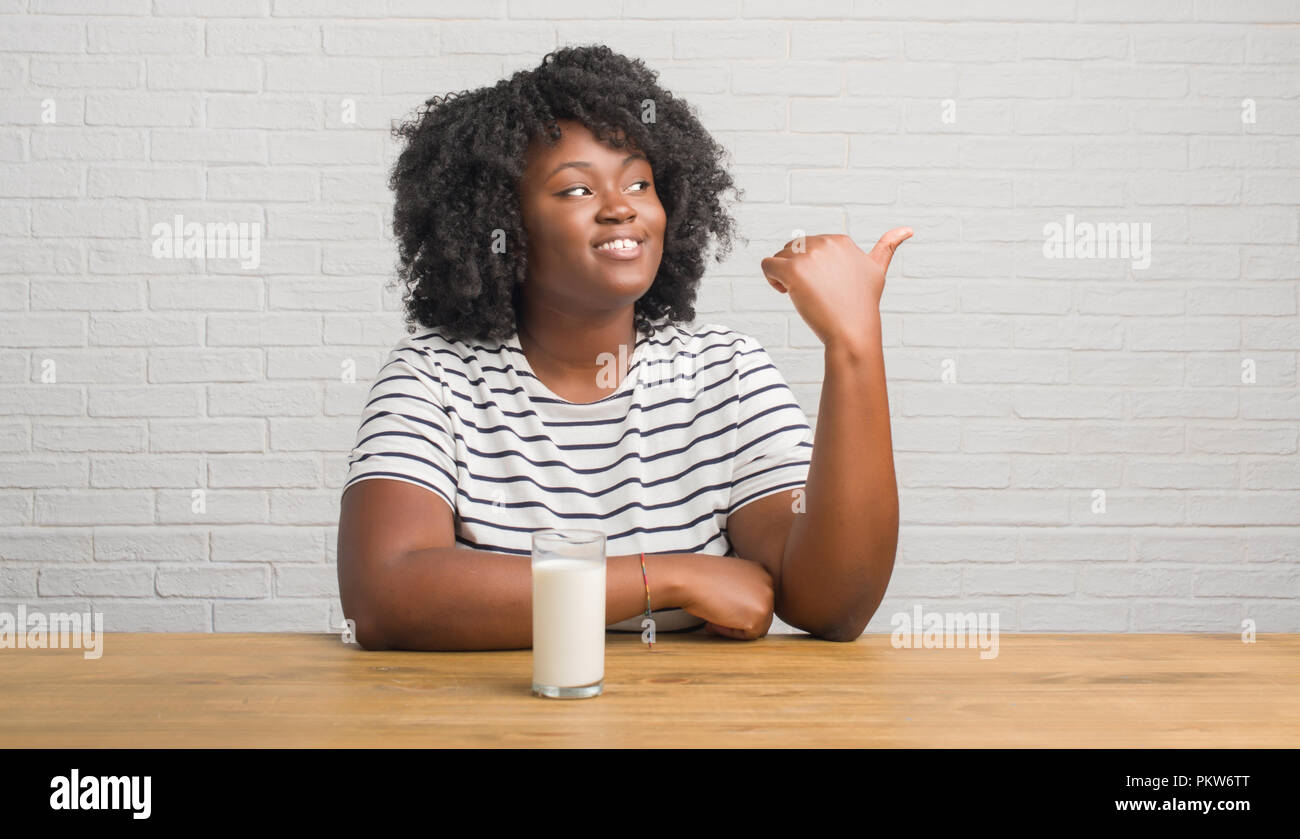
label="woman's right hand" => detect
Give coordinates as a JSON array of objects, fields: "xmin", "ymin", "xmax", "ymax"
[{"xmin": 671, "ymin": 554, "xmax": 775, "ymax": 640}]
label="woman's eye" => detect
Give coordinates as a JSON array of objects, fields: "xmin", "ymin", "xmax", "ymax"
[{"xmin": 561, "ymin": 180, "xmax": 651, "ymax": 196}]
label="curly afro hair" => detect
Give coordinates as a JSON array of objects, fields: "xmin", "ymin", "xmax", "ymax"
[{"xmin": 386, "ymin": 43, "xmax": 744, "ymax": 344}]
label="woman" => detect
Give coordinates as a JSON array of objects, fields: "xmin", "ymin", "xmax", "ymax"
[{"xmin": 338, "ymin": 45, "xmax": 908, "ymax": 651}]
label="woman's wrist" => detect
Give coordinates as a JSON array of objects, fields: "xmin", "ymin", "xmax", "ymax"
[
  {"xmin": 655, "ymin": 553, "xmax": 693, "ymax": 608},
  {"xmin": 628, "ymin": 552, "xmax": 691, "ymax": 609},
  {"xmin": 608, "ymin": 552, "xmax": 690, "ymax": 614}
]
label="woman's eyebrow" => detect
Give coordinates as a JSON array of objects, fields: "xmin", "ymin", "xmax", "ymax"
[{"xmin": 544, "ymin": 153, "xmax": 647, "ymax": 181}]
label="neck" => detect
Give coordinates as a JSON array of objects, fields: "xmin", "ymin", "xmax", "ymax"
[{"xmin": 516, "ymin": 305, "xmax": 637, "ymax": 379}]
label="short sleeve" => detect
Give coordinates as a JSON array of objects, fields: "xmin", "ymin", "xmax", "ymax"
[
  {"xmin": 728, "ymin": 332, "xmax": 814, "ymax": 515},
  {"xmin": 343, "ymin": 342, "xmax": 458, "ymax": 514}
]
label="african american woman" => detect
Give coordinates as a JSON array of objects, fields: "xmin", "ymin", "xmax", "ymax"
[{"xmin": 337, "ymin": 45, "xmax": 909, "ymax": 651}]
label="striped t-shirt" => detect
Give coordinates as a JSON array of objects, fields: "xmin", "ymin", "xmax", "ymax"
[{"xmin": 342, "ymin": 320, "xmax": 814, "ymax": 632}]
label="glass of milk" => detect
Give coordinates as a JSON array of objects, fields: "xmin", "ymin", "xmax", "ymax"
[{"xmin": 531, "ymin": 528, "xmax": 607, "ymax": 699}]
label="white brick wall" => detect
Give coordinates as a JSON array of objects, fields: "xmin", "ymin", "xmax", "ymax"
[{"xmin": 0, "ymin": 4, "xmax": 1296, "ymax": 635}]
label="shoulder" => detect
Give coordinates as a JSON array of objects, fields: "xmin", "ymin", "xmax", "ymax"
[
  {"xmin": 650, "ymin": 321, "xmax": 756, "ymax": 361},
  {"xmin": 641, "ymin": 323, "xmax": 786, "ymax": 405},
  {"xmin": 646, "ymin": 323, "xmax": 778, "ymax": 391},
  {"xmin": 392, "ymin": 327, "xmax": 494, "ymax": 377}
]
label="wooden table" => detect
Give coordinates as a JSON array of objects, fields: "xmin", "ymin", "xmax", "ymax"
[{"xmin": 3, "ymin": 632, "xmax": 1296, "ymax": 747}]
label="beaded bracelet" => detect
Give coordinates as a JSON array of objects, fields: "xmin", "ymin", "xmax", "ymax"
[{"xmin": 640, "ymin": 552, "xmax": 655, "ymax": 649}]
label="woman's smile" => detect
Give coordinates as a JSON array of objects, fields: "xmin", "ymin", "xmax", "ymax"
[{"xmin": 591, "ymin": 237, "xmax": 645, "ymax": 261}]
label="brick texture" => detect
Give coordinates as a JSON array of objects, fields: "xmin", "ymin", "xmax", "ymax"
[{"xmin": 1, "ymin": 6, "xmax": 1297, "ymax": 634}]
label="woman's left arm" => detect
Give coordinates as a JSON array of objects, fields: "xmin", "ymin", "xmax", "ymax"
[{"xmin": 758, "ymin": 228, "xmax": 911, "ymax": 640}]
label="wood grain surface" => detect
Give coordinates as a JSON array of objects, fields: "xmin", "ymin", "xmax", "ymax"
[{"xmin": 3, "ymin": 631, "xmax": 1295, "ymax": 747}]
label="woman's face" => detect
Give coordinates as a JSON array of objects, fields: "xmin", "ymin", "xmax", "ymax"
[{"xmin": 517, "ymin": 118, "xmax": 666, "ymax": 321}]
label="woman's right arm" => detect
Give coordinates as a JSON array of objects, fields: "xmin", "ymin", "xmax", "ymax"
[{"xmin": 337, "ymin": 478, "xmax": 774, "ymax": 651}]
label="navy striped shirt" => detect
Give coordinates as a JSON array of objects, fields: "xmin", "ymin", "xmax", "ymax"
[{"xmin": 342, "ymin": 320, "xmax": 814, "ymax": 630}]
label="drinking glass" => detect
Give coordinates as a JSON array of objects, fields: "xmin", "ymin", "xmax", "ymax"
[{"xmin": 531, "ymin": 528, "xmax": 607, "ymax": 699}]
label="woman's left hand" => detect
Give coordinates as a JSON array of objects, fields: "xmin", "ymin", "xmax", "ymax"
[{"xmin": 759, "ymin": 227, "xmax": 912, "ymax": 351}]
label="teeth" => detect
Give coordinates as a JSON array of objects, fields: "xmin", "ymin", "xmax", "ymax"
[{"xmin": 597, "ymin": 239, "xmax": 638, "ymax": 251}]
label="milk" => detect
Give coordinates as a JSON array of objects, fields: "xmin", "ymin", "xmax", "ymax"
[{"xmin": 532, "ymin": 556, "xmax": 606, "ymax": 693}]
